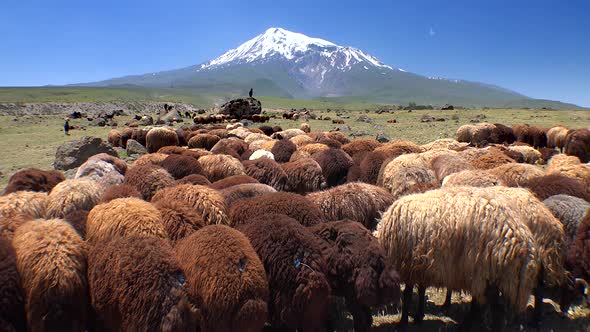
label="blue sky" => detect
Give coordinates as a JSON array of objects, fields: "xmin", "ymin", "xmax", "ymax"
[{"xmin": 1, "ymin": 0, "xmax": 589, "ymax": 106}]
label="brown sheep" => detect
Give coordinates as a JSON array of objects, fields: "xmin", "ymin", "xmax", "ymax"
[
  {"xmin": 177, "ymin": 174, "xmax": 211, "ymax": 186},
  {"xmin": 375, "ymin": 140, "xmax": 423, "ymax": 154},
  {"xmin": 258, "ymin": 125, "xmax": 274, "ymax": 136},
  {"xmin": 547, "ymin": 153, "xmax": 581, "ymax": 171},
  {"xmin": 325, "ymin": 131, "xmax": 351, "ymax": 145},
  {"xmin": 568, "ymin": 212, "xmax": 590, "ymax": 282},
  {"xmin": 523, "ymin": 174, "xmax": 590, "ymax": 202},
  {"xmin": 0, "ymin": 214, "xmax": 32, "ymax": 241},
  {"xmin": 300, "ymin": 143, "xmax": 331, "ymax": 155},
  {"xmin": 124, "ymin": 163, "xmax": 175, "ymax": 201},
  {"xmin": 175, "ymin": 225, "xmax": 269, "ymax": 332},
  {"xmin": 154, "ymin": 200, "xmax": 205, "ymax": 243},
  {"xmin": 358, "ymin": 147, "xmax": 408, "ymax": 185},
  {"xmin": 487, "ymin": 163, "xmax": 544, "ymax": 187},
  {"xmin": 377, "ymin": 154, "xmax": 439, "ymax": 200},
  {"xmin": 238, "ymin": 215, "xmax": 331, "ymax": 331},
  {"xmin": 160, "ymin": 154, "xmax": 203, "ymax": 180},
  {"xmin": 220, "ymin": 183, "xmax": 277, "ymax": 207},
  {"xmin": 131, "ymin": 128, "xmax": 148, "ymax": 146},
  {"xmin": 288, "ymin": 149, "xmax": 312, "ymax": 162},
  {"xmin": 63, "ymin": 210, "xmax": 88, "ymax": 239},
  {"xmin": 3, "ymin": 168, "xmax": 65, "ymax": 195},
  {"xmin": 13, "ymin": 219, "xmax": 89, "ymax": 332},
  {"xmin": 547, "ymin": 126, "xmax": 569, "ymax": 151},
  {"xmin": 210, "ymin": 138, "xmax": 249, "ymax": 157},
  {"xmin": 86, "ymin": 197, "xmax": 166, "ymax": 244},
  {"xmin": 310, "ymin": 221, "xmax": 400, "ymax": 332},
  {"xmin": 188, "ymin": 133, "xmax": 221, "ymax": 150},
  {"xmin": 158, "ymin": 146, "xmax": 187, "ymax": 155},
  {"xmin": 242, "ymin": 157, "xmax": 287, "ymax": 191},
  {"xmin": 514, "ymin": 125, "xmax": 548, "ymax": 148},
  {"xmin": 46, "ymin": 178, "xmax": 102, "ymax": 218},
  {"xmin": 271, "ymin": 139, "xmax": 298, "ymax": 163},
  {"xmin": 342, "ymin": 139, "xmax": 381, "ymax": 163},
  {"xmin": 229, "ymin": 192, "xmax": 324, "ymax": 227},
  {"xmin": 120, "ymin": 127, "xmax": 134, "ymax": 148},
  {"xmin": 282, "ymin": 158, "xmax": 326, "ymax": 194},
  {"xmin": 470, "ymin": 147, "xmax": 516, "ymax": 170},
  {"xmin": 198, "ymin": 154, "xmax": 246, "ymax": 182},
  {"xmin": 99, "ymin": 184, "xmax": 141, "ymax": 203},
  {"xmin": 312, "ymin": 148, "xmax": 354, "ymax": 188},
  {"xmin": 152, "ymin": 184, "xmax": 229, "ymax": 226},
  {"xmin": 421, "ymin": 138, "xmax": 469, "ymax": 152},
  {"xmin": 0, "ymin": 191, "xmax": 47, "ymax": 219},
  {"xmin": 209, "ymin": 175, "xmax": 260, "ymax": 190},
  {"xmin": 183, "ymin": 148, "xmax": 211, "ymax": 160},
  {"xmin": 442, "ymin": 169, "xmax": 506, "ymax": 188},
  {"xmin": 0, "ymin": 237, "xmax": 25, "ymax": 332},
  {"xmin": 88, "ymin": 236, "xmax": 198, "ymax": 331},
  {"xmin": 431, "ymin": 153, "xmax": 474, "ymax": 182},
  {"xmin": 547, "ymin": 163, "xmax": 590, "ymax": 190},
  {"xmin": 308, "ymin": 182, "xmax": 395, "ymax": 230},
  {"xmin": 131, "ymin": 152, "xmax": 168, "ymax": 168},
  {"xmin": 564, "ymin": 128, "xmax": 590, "ymax": 163},
  {"xmin": 290, "ymin": 134, "xmax": 314, "ymax": 148},
  {"xmin": 146, "ymin": 127, "xmax": 179, "ymax": 153},
  {"xmin": 107, "ymin": 129, "xmax": 122, "ymax": 147}
]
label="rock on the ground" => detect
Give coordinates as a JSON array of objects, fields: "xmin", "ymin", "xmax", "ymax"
[
  {"xmin": 219, "ymin": 97, "xmax": 262, "ymax": 118},
  {"xmin": 53, "ymin": 136, "xmax": 118, "ymax": 171},
  {"xmin": 126, "ymin": 139, "xmax": 147, "ymax": 156},
  {"xmin": 376, "ymin": 131, "xmax": 391, "ymax": 143},
  {"xmin": 356, "ymin": 115, "xmax": 373, "ymax": 123}
]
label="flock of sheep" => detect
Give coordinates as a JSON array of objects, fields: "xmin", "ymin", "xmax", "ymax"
[{"xmin": 1, "ymin": 119, "xmax": 590, "ymax": 332}]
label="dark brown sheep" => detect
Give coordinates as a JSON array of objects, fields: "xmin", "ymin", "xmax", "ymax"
[
  {"xmin": 160, "ymin": 154, "xmax": 203, "ymax": 180},
  {"xmin": 271, "ymin": 139, "xmax": 298, "ymax": 163},
  {"xmin": 568, "ymin": 212, "xmax": 590, "ymax": 281},
  {"xmin": 342, "ymin": 139, "xmax": 381, "ymax": 164},
  {"xmin": 154, "ymin": 200, "xmax": 205, "ymax": 242},
  {"xmin": 220, "ymin": 183, "xmax": 277, "ymax": 207},
  {"xmin": 175, "ymin": 225, "xmax": 269, "ymax": 332},
  {"xmin": 431, "ymin": 153, "xmax": 474, "ymax": 181},
  {"xmin": 188, "ymin": 134, "xmax": 220, "ymax": 150},
  {"xmin": 282, "ymin": 158, "xmax": 326, "ymax": 194},
  {"xmin": 131, "ymin": 128, "xmax": 148, "ymax": 146},
  {"xmin": 564, "ymin": 128, "xmax": 590, "ymax": 163},
  {"xmin": 124, "ymin": 163, "xmax": 175, "ymax": 201},
  {"xmin": 0, "ymin": 214, "xmax": 32, "ymax": 241},
  {"xmin": 198, "ymin": 154, "xmax": 246, "ymax": 182},
  {"xmin": 229, "ymin": 192, "xmax": 324, "ymax": 227},
  {"xmin": 310, "ymin": 221, "xmax": 401, "ymax": 332},
  {"xmin": 514, "ymin": 125, "xmax": 548, "ymax": 148},
  {"xmin": 88, "ymin": 236, "xmax": 199, "ymax": 331},
  {"xmin": 120, "ymin": 127, "xmax": 134, "ymax": 148},
  {"xmin": 325, "ymin": 131, "xmax": 351, "ymax": 145},
  {"xmin": 238, "ymin": 214, "xmax": 331, "ymax": 331},
  {"xmin": 209, "ymin": 175, "xmax": 259, "ymax": 190},
  {"xmin": 177, "ymin": 174, "xmax": 211, "ymax": 186},
  {"xmin": 3, "ymin": 168, "xmax": 65, "ymax": 195},
  {"xmin": 182, "ymin": 148, "xmax": 211, "ymax": 160},
  {"xmin": 0, "ymin": 237, "xmax": 25, "ymax": 332},
  {"xmin": 359, "ymin": 148, "xmax": 405, "ymax": 185},
  {"xmin": 158, "ymin": 146, "xmax": 187, "ymax": 155},
  {"xmin": 490, "ymin": 123, "xmax": 516, "ymax": 144},
  {"xmin": 63, "ymin": 210, "xmax": 88, "ymax": 239},
  {"xmin": 100, "ymin": 184, "xmax": 142, "ymax": 203},
  {"xmin": 523, "ymin": 174, "xmax": 590, "ymax": 202},
  {"xmin": 258, "ymin": 125, "xmax": 274, "ymax": 136},
  {"xmin": 308, "ymin": 182, "xmax": 395, "ymax": 230},
  {"xmin": 312, "ymin": 148, "xmax": 354, "ymax": 188},
  {"xmin": 470, "ymin": 147, "xmax": 516, "ymax": 170},
  {"xmin": 146, "ymin": 127, "xmax": 179, "ymax": 153},
  {"xmin": 210, "ymin": 138, "xmax": 249, "ymax": 157},
  {"xmin": 242, "ymin": 157, "xmax": 288, "ymax": 191}
]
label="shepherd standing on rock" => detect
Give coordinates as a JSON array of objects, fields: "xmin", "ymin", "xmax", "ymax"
[
  {"xmin": 64, "ymin": 118, "xmax": 70, "ymax": 136},
  {"xmin": 249, "ymin": 88, "xmax": 253, "ymax": 98}
]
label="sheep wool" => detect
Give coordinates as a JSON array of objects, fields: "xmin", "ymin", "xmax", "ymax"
[
  {"xmin": 146, "ymin": 127, "xmax": 179, "ymax": 153},
  {"xmin": 198, "ymin": 154, "xmax": 246, "ymax": 182},
  {"xmin": 46, "ymin": 178, "xmax": 102, "ymax": 219},
  {"xmin": 487, "ymin": 163, "xmax": 544, "ymax": 187},
  {"xmin": 281, "ymin": 158, "xmax": 326, "ymax": 194},
  {"xmin": 543, "ymin": 195, "xmax": 590, "ymax": 246},
  {"xmin": 0, "ymin": 191, "xmax": 47, "ymax": 219},
  {"xmin": 3, "ymin": 168, "xmax": 65, "ymax": 195},
  {"xmin": 0, "ymin": 237, "xmax": 25, "ymax": 332}
]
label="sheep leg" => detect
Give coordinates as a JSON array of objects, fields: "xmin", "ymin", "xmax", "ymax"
[
  {"xmin": 443, "ymin": 289, "xmax": 452, "ymax": 310},
  {"xmin": 415, "ymin": 285, "xmax": 426, "ymax": 323},
  {"xmin": 347, "ymin": 302, "xmax": 372, "ymax": 332},
  {"xmin": 460, "ymin": 298, "xmax": 482, "ymax": 332},
  {"xmin": 530, "ymin": 287, "xmax": 543, "ymax": 329},
  {"xmin": 399, "ymin": 283, "xmax": 413, "ymax": 328},
  {"xmin": 488, "ymin": 288, "xmax": 505, "ymax": 332}
]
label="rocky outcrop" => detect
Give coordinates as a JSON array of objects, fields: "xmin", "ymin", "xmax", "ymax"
[
  {"xmin": 53, "ymin": 136, "xmax": 118, "ymax": 170},
  {"xmin": 218, "ymin": 97, "xmax": 262, "ymax": 118}
]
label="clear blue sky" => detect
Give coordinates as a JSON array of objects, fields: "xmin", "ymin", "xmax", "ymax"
[{"xmin": 1, "ymin": 0, "xmax": 589, "ymax": 106}]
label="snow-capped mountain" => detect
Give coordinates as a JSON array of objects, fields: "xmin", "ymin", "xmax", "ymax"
[{"xmin": 83, "ymin": 27, "xmax": 532, "ymax": 106}]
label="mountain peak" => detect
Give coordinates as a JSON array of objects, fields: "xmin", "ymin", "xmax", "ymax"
[{"xmin": 198, "ymin": 27, "xmax": 392, "ymax": 71}]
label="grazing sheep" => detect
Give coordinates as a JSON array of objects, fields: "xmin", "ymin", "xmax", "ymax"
[
  {"xmin": 258, "ymin": 125, "xmax": 274, "ymax": 136},
  {"xmin": 270, "ymin": 139, "xmax": 298, "ymax": 163},
  {"xmin": 107, "ymin": 129, "xmax": 122, "ymax": 147},
  {"xmin": 316, "ymin": 137, "xmax": 343, "ymax": 149},
  {"xmin": 271, "ymin": 128, "xmax": 306, "ymax": 140},
  {"xmin": 229, "ymin": 127, "xmax": 252, "ymax": 140},
  {"xmin": 154, "ymin": 200, "xmax": 205, "ymax": 243},
  {"xmin": 100, "ymin": 183, "xmax": 141, "ymax": 203},
  {"xmin": 209, "ymin": 175, "xmax": 259, "ymax": 190},
  {"xmin": 547, "ymin": 163, "xmax": 590, "ymax": 190},
  {"xmin": 0, "ymin": 237, "xmax": 25, "ymax": 332},
  {"xmin": 198, "ymin": 154, "xmax": 246, "ymax": 182},
  {"xmin": 131, "ymin": 152, "xmax": 168, "ymax": 168},
  {"xmin": 375, "ymin": 140, "xmax": 423, "ymax": 154},
  {"xmin": 288, "ymin": 149, "xmax": 312, "ymax": 162},
  {"xmin": 290, "ymin": 134, "xmax": 314, "ymax": 148},
  {"xmin": 308, "ymin": 182, "xmax": 395, "ymax": 230},
  {"xmin": 131, "ymin": 128, "xmax": 148, "ymax": 146},
  {"xmin": 238, "ymin": 215, "xmax": 331, "ymax": 331},
  {"xmin": 63, "ymin": 210, "xmax": 88, "ymax": 239},
  {"xmin": 124, "ymin": 163, "xmax": 175, "ymax": 201},
  {"xmin": 120, "ymin": 127, "xmax": 134, "ymax": 148},
  {"xmin": 86, "ymin": 197, "xmax": 166, "ymax": 244},
  {"xmin": 431, "ymin": 153, "xmax": 473, "ymax": 181},
  {"xmin": 310, "ymin": 221, "xmax": 400, "ymax": 332},
  {"xmin": 175, "ymin": 225, "xmax": 269, "ymax": 332},
  {"xmin": 230, "ymin": 192, "xmax": 324, "ymax": 227},
  {"xmin": 177, "ymin": 174, "xmax": 211, "ymax": 186},
  {"xmin": 547, "ymin": 126, "xmax": 569, "ymax": 151},
  {"xmin": 490, "ymin": 123, "xmax": 516, "ymax": 144},
  {"xmin": 46, "ymin": 178, "xmax": 102, "ymax": 218},
  {"xmin": 158, "ymin": 146, "xmax": 187, "ymax": 155},
  {"xmin": 300, "ymin": 143, "xmax": 331, "ymax": 155},
  {"xmin": 248, "ymin": 139, "xmax": 272, "ymax": 152},
  {"xmin": 188, "ymin": 133, "xmax": 220, "ymax": 150},
  {"xmin": 487, "ymin": 163, "xmax": 544, "ymax": 187},
  {"xmin": 421, "ymin": 138, "xmax": 469, "ymax": 152},
  {"xmin": 377, "ymin": 153, "xmax": 439, "ymax": 200},
  {"xmin": 0, "ymin": 191, "xmax": 47, "ymax": 219},
  {"xmin": 220, "ymin": 183, "xmax": 277, "ymax": 207},
  {"xmin": 377, "ymin": 187, "xmax": 539, "ymax": 327},
  {"xmin": 456, "ymin": 124, "xmax": 476, "ymax": 144},
  {"xmin": 3, "ymin": 168, "xmax": 64, "ymax": 195},
  {"xmin": 359, "ymin": 148, "xmax": 406, "ymax": 185},
  {"xmin": 312, "ymin": 148, "xmax": 354, "ymax": 188},
  {"xmin": 539, "ymin": 147, "xmax": 559, "ymax": 164},
  {"xmin": 325, "ymin": 131, "xmax": 350, "ymax": 145},
  {"xmin": 210, "ymin": 138, "xmax": 249, "ymax": 158},
  {"xmin": 88, "ymin": 236, "xmax": 198, "ymax": 331},
  {"xmin": 282, "ymin": 158, "xmax": 326, "ymax": 194},
  {"xmin": 568, "ymin": 212, "xmax": 590, "ymax": 281},
  {"xmin": 300, "ymin": 123, "xmax": 311, "ymax": 133},
  {"xmin": 442, "ymin": 169, "xmax": 505, "ymax": 188},
  {"xmin": 544, "ymin": 195, "xmax": 590, "ymax": 247},
  {"xmin": 564, "ymin": 129, "xmax": 590, "ymax": 162},
  {"xmin": 209, "ymin": 128, "xmax": 230, "ymax": 139},
  {"xmin": 342, "ymin": 139, "xmax": 381, "ymax": 162},
  {"xmin": 248, "ymin": 149, "xmax": 275, "ymax": 160},
  {"xmin": 523, "ymin": 174, "xmax": 590, "ymax": 202},
  {"xmin": 470, "ymin": 147, "xmax": 516, "ymax": 169},
  {"xmin": 146, "ymin": 127, "xmax": 179, "ymax": 153},
  {"xmin": 13, "ymin": 219, "xmax": 89, "ymax": 332},
  {"xmin": 245, "ymin": 133, "xmax": 272, "ymax": 144},
  {"xmin": 182, "ymin": 148, "xmax": 211, "ymax": 160},
  {"xmin": 152, "ymin": 184, "xmax": 229, "ymax": 226},
  {"xmin": 507, "ymin": 145, "xmax": 542, "ymax": 164},
  {"xmin": 0, "ymin": 214, "xmax": 32, "ymax": 241},
  {"xmin": 242, "ymin": 157, "xmax": 287, "ymax": 191},
  {"xmin": 547, "ymin": 153, "xmax": 581, "ymax": 171},
  {"xmin": 160, "ymin": 154, "xmax": 203, "ymax": 180}
]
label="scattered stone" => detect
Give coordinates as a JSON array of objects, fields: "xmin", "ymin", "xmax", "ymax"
[
  {"xmin": 333, "ymin": 125, "xmax": 351, "ymax": 133},
  {"xmin": 376, "ymin": 131, "xmax": 391, "ymax": 143},
  {"xmin": 219, "ymin": 97, "xmax": 262, "ymax": 118},
  {"xmin": 239, "ymin": 119, "xmax": 254, "ymax": 127},
  {"xmin": 90, "ymin": 118, "xmax": 106, "ymax": 127},
  {"xmin": 356, "ymin": 115, "xmax": 374, "ymax": 123},
  {"xmin": 441, "ymin": 104, "xmax": 454, "ymax": 110},
  {"xmin": 387, "ymin": 119, "xmax": 397, "ymax": 123},
  {"xmin": 53, "ymin": 136, "xmax": 117, "ymax": 171},
  {"xmin": 126, "ymin": 139, "xmax": 147, "ymax": 156}
]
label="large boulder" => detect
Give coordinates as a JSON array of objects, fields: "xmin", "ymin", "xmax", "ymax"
[
  {"xmin": 219, "ymin": 97, "xmax": 262, "ymax": 118},
  {"xmin": 53, "ymin": 136, "xmax": 118, "ymax": 171},
  {"xmin": 159, "ymin": 110, "xmax": 183, "ymax": 124},
  {"xmin": 126, "ymin": 139, "xmax": 147, "ymax": 156}
]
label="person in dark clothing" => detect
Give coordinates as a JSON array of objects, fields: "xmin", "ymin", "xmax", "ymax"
[
  {"xmin": 249, "ymin": 88, "xmax": 253, "ymax": 98},
  {"xmin": 64, "ymin": 118, "xmax": 70, "ymax": 136}
]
